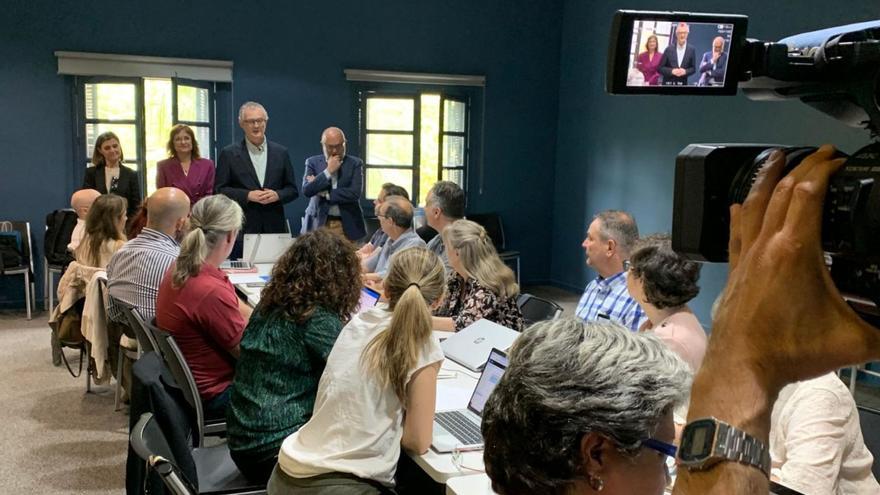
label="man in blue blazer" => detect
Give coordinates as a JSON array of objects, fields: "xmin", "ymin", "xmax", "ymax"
[
  {"xmin": 698, "ymin": 36, "xmax": 728, "ymax": 86},
  {"xmin": 658, "ymin": 22, "xmax": 697, "ymax": 86},
  {"xmin": 300, "ymin": 127, "xmax": 366, "ymax": 241},
  {"xmin": 215, "ymin": 101, "xmax": 298, "ymax": 234}
]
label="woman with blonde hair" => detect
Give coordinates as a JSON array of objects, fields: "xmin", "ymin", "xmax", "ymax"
[
  {"xmin": 156, "ymin": 194, "xmax": 250, "ymax": 418},
  {"xmin": 269, "ymin": 247, "xmax": 446, "ymax": 494},
  {"xmin": 156, "ymin": 124, "xmax": 216, "ymax": 205},
  {"xmin": 75, "ymin": 193, "xmax": 127, "ymax": 268},
  {"xmin": 433, "ymin": 219, "xmax": 523, "ymax": 332}
]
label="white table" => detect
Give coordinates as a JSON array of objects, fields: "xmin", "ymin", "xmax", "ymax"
[
  {"xmin": 410, "ymin": 350, "xmax": 488, "ymax": 484},
  {"xmin": 228, "ymin": 263, "xmax": 273, "ymax": 307},
  {"xmin": 446, "ymin": 474, "xmax": 495, "ymax": 495}
]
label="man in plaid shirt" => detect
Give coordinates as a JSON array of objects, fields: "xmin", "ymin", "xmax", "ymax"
[{"xmin": 575, "ymin": 210, "xmax": 647, "ymax": 331}]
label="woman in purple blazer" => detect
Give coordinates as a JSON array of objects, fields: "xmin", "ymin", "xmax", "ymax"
[
  {"xmin": 636, "ymin": 34, "xmax": 662, "ymax": 86},
  {"xmin": 156, "ymin": 124, "xmax": 215, "ymax": 204}
]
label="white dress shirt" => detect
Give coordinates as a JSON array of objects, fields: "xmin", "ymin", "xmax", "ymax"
[{"xmin": 246, "ymin": 137, "xmax": 268, "ymax": 187}]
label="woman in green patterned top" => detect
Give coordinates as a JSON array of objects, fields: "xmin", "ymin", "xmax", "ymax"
[{"xmin": 226, "ymin": 228, "xmax": 362, "ymax": 482}]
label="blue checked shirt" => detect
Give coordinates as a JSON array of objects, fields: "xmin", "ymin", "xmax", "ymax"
[{"xmin": 575, "ymin": 271, "xmax": 647, "ymax": 331}]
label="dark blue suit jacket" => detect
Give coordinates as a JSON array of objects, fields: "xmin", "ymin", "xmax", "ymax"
[
  {"xmin": 658, "ymin": 44, "xmax": 696, "ymax": 85},
  {"xmin": 301, "ymin": 154, "xmax": 366, "ymax": 241},
  {"xmin": 214, "ymin": 139, "xmax": 298, "ymax": 234},
  {"xmin": 698, "ymin": 51, "xmax": 727, "ymax": 86}
]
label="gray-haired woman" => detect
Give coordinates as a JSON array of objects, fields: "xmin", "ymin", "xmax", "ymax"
[
  {"xmin": 482, "ymin": 318, "xmax": 691, "ymax": 495},
  {"xmin": 156, "ymin": 194, "xmax": 251, "ymax": 418}
]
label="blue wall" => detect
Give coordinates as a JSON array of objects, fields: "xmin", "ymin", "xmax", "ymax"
[
  {"xmin": 552, "ymin": 0, "xmax": 880, "ymax": 324},
  {"xmin": 0, "ymin": 0, "xmax": 563, "ymax": 307}
]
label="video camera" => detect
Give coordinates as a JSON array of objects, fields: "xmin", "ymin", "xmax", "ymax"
[{"xmin": 607, "ymin": 11, "xmax": 880, "ymax": 322}]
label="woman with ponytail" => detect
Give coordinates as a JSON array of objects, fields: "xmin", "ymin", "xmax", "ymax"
[
  {"xmin": 433, "ymin": 219, "xmax": 524, "ymax": 332},
  {"xmin": 269, "ymin": 247, "xmax": 446, "ymax": 494},
  {"xmin": 155, "ymin": 194, "xmax": 249, "ymax": 418}
]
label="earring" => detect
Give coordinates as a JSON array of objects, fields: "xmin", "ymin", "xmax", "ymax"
[{"xmin": 588, "ymin": 474, "xmax": 605, "ymax": 492}]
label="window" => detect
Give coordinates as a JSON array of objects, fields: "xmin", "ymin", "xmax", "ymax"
[
  {"xmin": 76, "ymin": 77, "xmax": 218, "ymax": 197},
  {"xmin": 359, "ymin": 90, "xmax": 471, "ymax": 206}
]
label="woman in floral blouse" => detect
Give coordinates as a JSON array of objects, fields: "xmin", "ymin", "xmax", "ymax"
[{"xmin": 433, "ymin": 219, "xmax": 524, "ymax": 332}]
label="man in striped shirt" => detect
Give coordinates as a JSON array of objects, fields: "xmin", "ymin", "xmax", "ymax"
[
  {"xmin": 107, "ymin": 187, "xmax": 191, "ymax": 322},
  {"xmin": 575, "ymin": 210, "xmax": 647, "ymax": 331}
]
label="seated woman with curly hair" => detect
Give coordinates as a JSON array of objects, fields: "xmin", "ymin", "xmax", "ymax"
[
  {"xmin": 226, "ymin": 228, "xmax": 362, "ymax": 483},
  {"xmin": 626, "ymin": 233, "xmax": 705, "ymax": 371}
]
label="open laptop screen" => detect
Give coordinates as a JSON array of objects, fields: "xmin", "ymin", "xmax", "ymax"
[
  {"xmin": 467, "ymin": 348, "xmax": 509, "ymax": 416},
  {"xmin": 355, "ymin": 287, "xmax": 381, "ymax": 314}
]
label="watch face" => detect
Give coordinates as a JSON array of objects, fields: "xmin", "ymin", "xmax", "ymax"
[{"xmin": 678, "ymin": 418, "xmax": 717, "ymax": 462}]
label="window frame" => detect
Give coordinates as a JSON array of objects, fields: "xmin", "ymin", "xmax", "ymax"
[
  {"xmin": 354, "ymin": 83, "xmax": 478, "ymax": 209},
  {"xmin": 74, "ymin": 76, "xmax": 221, "ymax": 197}
]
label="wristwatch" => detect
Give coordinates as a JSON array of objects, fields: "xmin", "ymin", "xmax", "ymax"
[{"xmin": 677, "ymin": 417, "xmax": 771, "ymax": 477}]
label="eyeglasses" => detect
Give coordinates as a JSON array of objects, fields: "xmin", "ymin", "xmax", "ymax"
[
  {"xmin": 623, "ymin": 260, "xmax": 632, "ymax": 271},
  {"xmin": 642, "ymin": 438, "xmax": 677, "ymax": 485},
  {"xmin": 451, "ymin": 445, "xmax": 485, "ymax": 473},
  {"xmin": 242, "ymin": 118, "xmax": 268, "ymax": 126}
]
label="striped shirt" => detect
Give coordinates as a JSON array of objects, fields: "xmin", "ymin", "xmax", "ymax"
[
  {"xmin": 106, "ymin": 228, "xmax": 180, "ymax": 323},
  {"xmin": 575, "ymin": 271, "xmax": 647, "ymax": 331}
]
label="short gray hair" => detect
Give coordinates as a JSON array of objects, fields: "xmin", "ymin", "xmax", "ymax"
[
  {"xmin": 594, "ymin": 209, "xmax": 639, "ymax": 258},
  {"xmin": 427, "ymin": 181, "xmax": 465, "ymax": 219},
  {"xmin": 482, "ymin": 318, "xmax": 691, "ymax": 494},
  {"xmin": 238, "ymin": 101, "xmax": 268, "ymax": 121}
]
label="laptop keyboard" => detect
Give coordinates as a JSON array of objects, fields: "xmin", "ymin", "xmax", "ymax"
[
  {"xmin": 221, "ymin": 260, "xmax": 254, "ymax": 270},
  {"xmin": 435, "ymin": 410, "xmax": 482, "ymax": 445}
]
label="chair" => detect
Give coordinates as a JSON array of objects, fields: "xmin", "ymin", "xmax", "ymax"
[
  {"xmin": 517, "ymin": 293, "xmax": 563, "ymax": 326},
  {"xmin": 362, "ymin": 216, "xmax": 380, "ymax": 245},
  {"xmin": 858, "ymin": 405, "xmax": 880, "ymax": 480},
  {"xmin": 131, "ymin": 412, "xmax": 266, "ymax": 495},
  {"xmin": 107, "ymin": 296, "xmax": 143, "ymax": 411},
  {"xmin": 0, "ymin": 221, "xmax": 36, "ymax": 319},
  {"xmin": 153, "ymin": 331, "xmax": 226, "ymax": 448},
  {"xmin": 466, "ymin": 212, "xmax": 521, "ymax": 284},
  {"xmin": 43, "ymin": 209, "xmax": 77, "ymax": 311}
]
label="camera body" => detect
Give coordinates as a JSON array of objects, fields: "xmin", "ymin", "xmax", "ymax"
[{"xmin": 607, "ymin": 11, "xmax": 880, "ymax": 317}]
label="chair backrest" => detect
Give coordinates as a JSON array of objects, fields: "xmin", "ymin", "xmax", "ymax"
[
  {"xmin": 466, "ymin": 212, "xmax": 506, "ymax": 251},
  {"xmin": 44, "ymin": 209, "xmax": 77, "ymax": 267},
  {"xmin": 113, "ymin": 297, "xmax": 158, "ymax": 355},
  {"xmin": 857, "ymin": 405, "xmax": 880, "ymax": 480},
  {"xmin": 0, "ymin": 220, "xmax": 34, "ymax": 272},
  {"xmin": 517, "ymin": 293, "xmax": 563, "ymax": 326},
  {"xmin": 154, "ymin": 331, "xmax": 207, "ymax": 447},
  {"xmin": 363, "ymin": 216, "xmax": 380, "ymax": 244},
  {"xmin": 130, "ymin": 412, "xmax": 197, "ymax": 495}
]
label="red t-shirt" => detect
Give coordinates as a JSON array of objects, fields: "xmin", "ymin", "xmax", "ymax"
[{"xmin": 156, "ymin": 263, "xmax": 245, "ymax": 401}]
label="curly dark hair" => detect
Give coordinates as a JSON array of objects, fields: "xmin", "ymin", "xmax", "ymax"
[
  {"xmin": 259, "ymin": 228, "xmax": 362, "ymax": 324},
  {"xmin": 629, "ymin": 233, "xmax": 701, "ymax": 309}
]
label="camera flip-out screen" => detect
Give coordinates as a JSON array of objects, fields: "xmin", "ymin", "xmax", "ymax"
[{"xmin": 607, "ymin": 11, "xmax": 748, "ymax": 95}]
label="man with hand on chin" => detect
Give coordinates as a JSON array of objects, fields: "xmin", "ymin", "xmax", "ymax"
[
  {"xmin": 301, "ymin": 127, "xmax": 366, "ymax": 241},
  {"xmin": 215, "ymin": 101, "xmax": 298, "ymax": 236}
]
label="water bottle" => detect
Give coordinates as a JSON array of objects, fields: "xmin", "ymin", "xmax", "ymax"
[{"xmin": 413, "ymin": 207, "xmax": 426, "ymax": 230}]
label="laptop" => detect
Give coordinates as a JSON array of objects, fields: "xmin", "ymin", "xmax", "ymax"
[
  {"xmin": 432, "ymin": 348, "xmax": 509, "ymax": 452},
  {"xmin": 440, "ymin": 318, "xmax": 519, "ymax": 372},
  {"xmin": 244, "ymin": 233, "xmax": 294, "ymax": 264},
  {"xmin": 354, "ymin": 287, "xmax": 381, "ymax": 315}
]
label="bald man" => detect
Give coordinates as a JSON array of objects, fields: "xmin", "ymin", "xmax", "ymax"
[
  {"xmin": 106, "ymin": 187, "xmax": 191, "ymax": 324},
  {"xmin": 698, "ymin": 36, "xmax": 728, "ymax": 86},
  {"xmin": 363, "ymin": 195, "xmax": 425, "ymax": 280},
  {"xmin": 301, "ymin": 126, "xmax": 366, "ymax": 241},
  {"xmin": 68, "ymin": 189, "xmax": 101, "ymax": 252}
]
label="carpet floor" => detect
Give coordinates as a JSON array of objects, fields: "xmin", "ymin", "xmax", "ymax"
[{"xmin": 0, "ymin": 310, "xmax": 127, "ymax": 494}]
